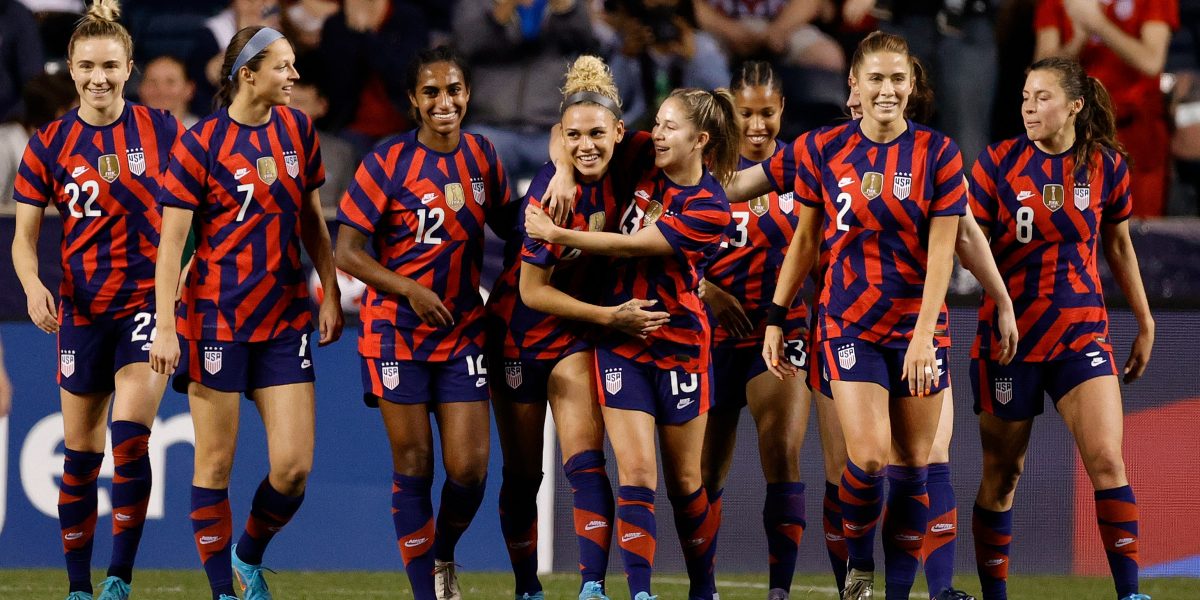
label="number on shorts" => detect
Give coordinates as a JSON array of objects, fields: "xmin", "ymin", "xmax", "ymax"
[
  {"xmin": 415, "ymin": 207, "xmax": 445, "ymax": 244},
  {"xmin": 298, "ymin": 333, "xmax": 309, "ymax": 357},
  {"xmin": 669, "ymin": 371, "xmax": 699, "ymax": 396},
  {"xmin": 730, "ymin": 211, "xmax": 750, "ymax": 247},
  {"xmin": 465, "ymin": 354, "xmax": 487, "ymax": 376},
  {"xmin": 236, "ymin": 183, "xmax": 254, "ymax": 222},
  {"xmin": 65, "ymin": 181, "xmax": 101, "ymax": 218},
  {"xmin": 835, "ymin": 192, "xmax": 852, "ymax": 232},
  {"xmin": 130, "ymin": 312, "xmax": 156, "ymax": 342},
  {"xmin": 1015, "ymin": 206, "xmax": 1034, "ymax": 243}
]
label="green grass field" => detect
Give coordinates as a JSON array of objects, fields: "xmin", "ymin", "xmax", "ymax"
[{"xmin": 1, "ymin": 570, "xmax": 1198, "ymax": 600}]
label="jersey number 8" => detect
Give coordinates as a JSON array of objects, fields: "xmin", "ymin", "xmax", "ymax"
[{"xmin": 1015, "ymin": 206, "xmax": 1034, "ymax": 243}]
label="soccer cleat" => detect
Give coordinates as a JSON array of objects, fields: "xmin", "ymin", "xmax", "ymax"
[
  {"xmin": 65, "ymin": 593, "xmax": 93, "ymax": 600},
  {"xmin": 96, "ymin": 576, "xmax": 131, "ymax": 600},
  {"xmin": 932, "ymin": 589, "xmax": 976, "ymax": 600},
  {"xmin": 218, "ymin": 596, "xmax": 239, "ymax": 600},
  {"xmin": 516, "ymin": 593, "xmax": 545, "ymax": 600},
  {"xmin": 1120, "ymin": 595, "xmax": 1151, "ymax": 600},
  {"xmin": 433, "ymin": 560, "xmax": 463, "ymax": 600},
  {"xmin": 633, "ymin": 593, "xmax": 658, "ymax": 600},
  {"xmin": 232, "ymin": 543, "xmax": 276, "ymax": 600},
  {"xmin": 767, "ymin": 588, "xmax": 789, "ymax": 600},
  {"xmin": 842, "ymin": 568, "xmax": 873, "ymax": 600},
  {"xmin": 579, "ymin": 580, "xmax": 610, "ymax": 600}
]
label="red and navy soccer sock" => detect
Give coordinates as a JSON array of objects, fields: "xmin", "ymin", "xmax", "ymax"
[
  {"xmin": 393, "ymin": 473, "xmax": 436, "ymax": 600},
  {"xmin": 235, "ymin": 477, "xmax": 305, "ymax": 565},
  {"xmin": 923, "ymin": 462, "xmax": 957, "ymax": 597},
  {"xmin": 60, "ymin": 448, "xmax": 103, "ymax": 594},
  {"xmin": 840, "ymin": 459, "xmax": 885, "ymax": 573},
  {"xmin": 564, "ymin": 450, "xmax": 614, "ymax": 588},
  {"xmin": 882, "ymin": 465, "xmax": 930, "ymax": 600},
  {"xmin": 499, "ymin": 468, "xmax": 542, "ymax": 595},
  {"xmin": 108, "ymin": 421, "xmax": 152, "ymax": 584},
  {"xmin": 763, "ymin": 481, "xmax": 807, "ymax": 593},
  {"xmin": 972, "ymin": 503, "xmax": 1012, "ymax": 600},
  {"xmin": 434, "ymin": 476, "xmax": 487, "ymax": 562},
  {"xmin": 1095, "ymin": 485, "xmax": 1140, "ymax": 598},
  {"xmin": 190, "ymin": 485, "xmax": 235, "ymax": 599},
  {"xmin": 616, "ymin": 485, "xmax": 656, "ymax": 598},
  {"xmin": 823, "ymin": 481, "xmax": 848, "ymax": 594},
  {"xmin": 668, "ymin": 487, "xmax": 720, "ymax": 600}
]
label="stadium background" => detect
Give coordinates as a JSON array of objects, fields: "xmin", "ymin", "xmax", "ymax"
[{"xmin": 1, "ymin": 216, "xmax": 1198, "ymax": 581}]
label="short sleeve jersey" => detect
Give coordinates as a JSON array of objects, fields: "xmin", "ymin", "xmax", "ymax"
[
  {"xmin": 338, "ymin": 130, "xmax": 512, "ymax": 362},
  {"xmin": 159, "ymin": 106, "xmax": 324, "ymax": 342},
  {"xmin": 603, "ymin": 167, "xmax": 732, "ymax": 372},
  {"xmin": 763, "ymin": 120, "xmax": 967, "ymax": 349},
  {"xmin": 968, "ymin": 136, "xmax": 1131, "ymax": 362},
  {"xmin": 14, "ymin": 102, "xmax": 182, "ymax": 323}
]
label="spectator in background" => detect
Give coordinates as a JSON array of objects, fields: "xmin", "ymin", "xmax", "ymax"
[
  {"xmin": 317, "ymin": 0, "xmax": 429, "ymax": 152},
  {"xmin": 138, "ymin": 55, "xmax": 199, "ymax": 128},
  {"xmin": 286, "ymin": 0, "xmax": 339, "ymax": 49},
  {"xmin": 188, "ymin": 0, "xmax": 281, "ymax": 112},
  {"xmin": 1035, "ymin": 0, "xmax": 1179, "ymax": 218},
  {"xmin": 0, "ymin": 72, "xmax": 76, "ymax": 208},
  {"xmin": 453, "ymin": 0, "xmax": 598, "ymax": 183},
  {"xmin": 289, "ymin": 75, "xmax": 359, "ymax": 210},
  {"xmin": 1170, "ymin": 0, "xmax": 1200, "ymax": 213},
  {"xmin": 0, "ymin": 0, "xmax": 46, "ymax": 121}
]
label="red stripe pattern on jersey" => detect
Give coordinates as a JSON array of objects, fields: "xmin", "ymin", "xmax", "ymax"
[
  {"xmin": 967, "ymin": 136, "xmax": 1131, "ymax": 361},
  {"xmin": 338, "ymin": 130, "xmax": 512, "ymax": 361},
  {"xmin": 159, "ymin": 106, "xmax": 324, "ymax": 342},
  {"xmin": 14, "ymin": 103, "xmax": 182, "ymax": 322},
  {"xmin": 764, "ymin": 120, "xmax": 966, "ymax": 349},
  {"xmin": 603, "ymin": 168, "xmax": 731, "ymax": 372}
]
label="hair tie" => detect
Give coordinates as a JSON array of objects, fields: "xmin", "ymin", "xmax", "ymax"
[
  {"xmin": 561, "ymin": 91, "xmax": 622, "ymax": 119},
  {"xmin": 228, "ymin": 28, "xmax": 284, "ymax": 82}
]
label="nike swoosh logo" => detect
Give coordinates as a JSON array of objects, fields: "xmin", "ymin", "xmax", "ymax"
[
  {"xmin": 584, "ymin": 521, "xmax": 608, "ymax": 531},
  {"xmin": 620, "ymin": 532, "xmax": 644, "ymax": 543},
  {"xmin": 930, "ymin": 523, "xmax": 954, "ymax": 533},
  {"xmin": 1115, "ymin": 537, "xmax": 1135, "ymax": 548},
  {"xmin": 199, "ymin": 535, "xmax": 222, "ymax": 545},
  {"xmin": 404, "ymin": 537, "xmax": 429, "ymax": 548},
  {"xmin": 115, "ymin": 513, "xmax": 134, "ymax": 522},
  {"xmin": 1016, "ymin": 191, "xmax": 1034, "ymax": 201},
  {"xmin": 64, "ymin": 532, "xmax": 84, "ymax": 540},
  {"xmin": 838, "ymin": 177, "xmax": 853, "ymax": 188}
]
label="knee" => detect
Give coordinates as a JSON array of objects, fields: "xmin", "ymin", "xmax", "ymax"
[
  {"xmin": 1085, "ymin": 450, "xmax": 1127, "ymax": 488},
  {"xmin": 848, "ymin": 456, "xmax": 888, "ymax": 475},
  {"xmin": 446, "ymin": 449, "xmax": 490, "ymax": 487},
  {"xmin": 194, "ymin": 454, "xmax": 234, "ymax": 488},
  {"xmin": 270, "ymin": 461, "xmax": 312, "ymax": 495},
  {"xmin": 392, "ymin": 444, "xmax": 434, "ymax": 477},
  {"xmin": 760, "ymin": 440, "xmax": 803, "ymax": 483},
  {"xmin": 983, "ymin": 456, "xmax": 1024, "ymax": 498},
  {"xmin": 619, "ymin": 462, "xmax": 658, "ymax": 490}
]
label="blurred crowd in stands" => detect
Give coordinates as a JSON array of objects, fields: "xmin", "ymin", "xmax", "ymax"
[{"xmin": 0, "ymin": 0, "xmax": 1197, "ymax": 217}]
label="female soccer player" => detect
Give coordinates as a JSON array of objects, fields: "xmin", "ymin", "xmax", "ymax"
[
  {"xmin": 526, "ymin": 88, "xmax": 738, "ymax": 600},
  {"xmin": 149, "ymin": 25, "xmax": 342, "ymax": 600},
  {"xmin": 335, "ymin": 46, "xmax": 510, "ymax": 600},
  {"xmin": 487, "ymin": 55, "xmax": 670, "ymax": 600},
  {"xmin": 11, "ymin": 2, "xmax": 182, "ymax": 598},
  {"xmin": 968, "ymin": 57, "xmax": 1154, "ymax": 600}
]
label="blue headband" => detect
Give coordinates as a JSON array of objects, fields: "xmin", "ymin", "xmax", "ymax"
[{"xmin": 228, "ymin": 28, "xmax": 285, "ymax": 82}]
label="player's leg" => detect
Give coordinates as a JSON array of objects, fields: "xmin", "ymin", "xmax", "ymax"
[
  {"xmin": 922, "ymin": 387, "xmax": 961, "ymax": 598},
  {"xmin": 660, "ymin": 410, "xmax": 716, "ymax": 600},
  {"xmin": 188, "ymin": 380, "xmax": 242, "ymax": 600},
  {"xmin": 814, "ymin": 371, "xmax": 849, "ymax": 594},
  {"xmin": 601, "ymin": 402, "xmax": 659, "ymax": 600},
  {"xmin": 882, "ymin": 385, "xmax": 943, "ymax": 600},
  {"xmin": 380, "ymin": 397, "xmax": 437, "ymax": 600}
]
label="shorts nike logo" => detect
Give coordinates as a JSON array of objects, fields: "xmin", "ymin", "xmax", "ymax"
[
  {"xmin": 1091, "ymin": 357, "xmax": 1107, "ymax": 367},
  {"xmin": 584, "ymin": 520, "xmax": 608, "ymax": 531},
  {"xmin": 476, "ymin": 377, "xmax": 487, "ymax": 388},
  {"xmin": 620, "ymin": 532, "xmax": 644, "ymax": 543},
  {"xmin": 676, "ymin": 398, "xmax": 695, "ymax": 410},
  {"xmin": 141, "ymin": 342, "xmax": 152, "ymax": 351},
  {"xmin": 404, "ymin": 537, "xmax": 429, "ymax": 548},
  {"xmin": 930, "ymin": 523, "xmax": 954, "ymax": 533},
  {"xmin": 1115, "ymin": 537, "xmax": 1135, "ymax": 548},
  {"xmin": 199, "ymin": 535, "xmax": 222, "ymax": 545},
  {"xmin": 301, "ymin": 359, "xmax": 312, "ymax": 369}
]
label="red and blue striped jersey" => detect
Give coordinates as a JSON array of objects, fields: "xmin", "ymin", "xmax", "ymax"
[
  {"xmin": 707, "ymin": 142, "xmax": 809, "ymax": 348},
  {"xmin": 338, "ymin": 129, "xmax": 512, "ymax": 362},
  {"xmin": 967, "ymin": 136, "xmax": 1132, "ymax": 362},
  {"xmin": 764, "ymin": 120, "xmax": 967, "ymax": 349},
  {"xmin": 14, "ymin": 103, "xmax": 182, "ymax": 323},
  {"xmin": 159, "ymin": 106, "xmax": 324, "ymax": 342},
  {"xmin": 603, "ymin": 167, "xmax": 731, "ymax": 372}
]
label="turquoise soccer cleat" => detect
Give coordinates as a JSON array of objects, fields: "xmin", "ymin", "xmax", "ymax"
[
  {"xmin": 65, "ymin": 592, "xmax": 94, "ymax": 600},
  {"xmin": 633, "ymin": 593, "xmax": 658, "ymax": 600},
  {"xmin": 579, "ymin": 580, "xmax": 610, "ymax": 600},
  {"xmin": 96, "ymin": 576, "xmax": 131, "ymax": 600},
  {"xmin": 232, "ymin": 543, "xmax": 276, "ymax": 600}
]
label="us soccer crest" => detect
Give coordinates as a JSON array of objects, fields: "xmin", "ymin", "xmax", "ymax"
[
  {"xmin": 445, "ymin": 182, "xmax": 466, "ymax": 212},
  {"xmin": 127, "ymin": 148, "xmax": 145, "ymax": 176},
  {"xmin": 643, "ymin": 200, "xmax": 664, "ymax": 226},
  {"xmin": 604, "ymin": 368, "xmax": 622, "ymax": 395},
  {"xmin": 60, "ymin": 350, "xmax": 76, "ymax": 378},
  {"xmin": 588, "ymin": 211, "xmax": 606, "ymax": 232},
  {"xmin": 861, "ymin": 172, "xmax": 883, "ymax": 200},
  {"xmin": 1042, "ymin": 184, "xmax": 1065, "ymax": 211},
  {"xmin": 257, "ymin": 157, "xmax": 278, "ymax": 185},
  {"xmin": 284, "ymin": 151, "xmax": 299, "ymax": 178},
  {"xmin": 381, "ymin": 362, "xmax": 400, "ymax": 391},
  {"xmin": 505, "ymin": 362, "xmax": 523, "ymax": 389},
  {"xmin": 837, "ymin": 344, "xmax": 856, "ymax": 370},
  {"xmin": 748, "ymin": 195, "xmax": 770, "ymax": 217},
  {"xmin": 893, "ymin": 172, "xmax": 912, "ymax": 200},
  {"xmin": 1074, "ymin": 185, "xmax": 1090, "ymax": 211},
  {"xmin": 778, "ymin": 192, "xmax": 794, "ymax": 214},
  {"xmin": 471, "ymin": 177, "xmax": 485, "ymax": 205},
  {"xmin": 98, "ymin": 154, "xmax": 120, "ymax": 182},
  {"xmin": 203, "ymin": 347, "xmax": 223, "ymax": 375},
  {"xmin": 994, "ymin": 378, "xmax": 1013, "ymax": 405}
]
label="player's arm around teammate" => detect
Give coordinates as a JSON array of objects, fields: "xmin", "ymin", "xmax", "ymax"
[
  {"xmin": 11, "ymin": 2, "xmax": 180, "ymax": 597},
  {"xmin": 150, "ymin": 25, "xmax": 340, "ymax": 600}
]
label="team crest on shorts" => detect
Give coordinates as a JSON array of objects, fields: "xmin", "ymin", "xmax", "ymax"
[
  {"xmin": 203, "ymin": 347, "xmax": 223, "ymax": 375},
  {"xmin": 381, "ymin": 362, "xmax": 400, "ymax": 391},
  {"xmin": 604, "ymin": 368, "xmax": 622, "ymax": 395},
  {"xmin": 98, "ymin": 154, "xmax": 121, "ymax": 182},
  {"xmin": 994, "ymin": 377, "xmax": 1013, "ymax": 405},
  {"xmin": 1042, "ymin": 184, "xmax": 1065, "ymax": 211},
  {"xmin": 1074, "ymin": 185, "xmax": 1090, "ymax": 211},
  {"xmin": 60, "ymin": 350, "xmax": 76, "ymax": 378},
  {"xmin": 126, "ymin": 148, "xmax": 145, "ymax": 176},
  {"xmin": 471, "ymin": 177, "xmax": 486, "ymax": 205},
  {"xmin": 257, "ymin": 157, "xmax": 278, "ymax": 185},
  {"xmin": 748, "ymin": 195, "xmax": 770, "ymax": 217},
  {"xmin": 837, "ymin": 344, "xmax": 856, "ymax": 370},
  {"xmin": 445, "ymin": 183, "xmax": 466, "ymax": 212},
  {"xmin": 893, "ymin": 172, "xmax": 912, "ymax": 200},
  {"xmin": 861, "ymin": 172, "xmax": 884, "ymax": 200},
  {"xmin": 588, "ymin": 211, "xmax": 606, "ymax": 232},
  {"xmin": 504, "ymin": 362, "xmax": 523, "ymax": 389},
  {"xmin": 643, "ymin": 201, "xmax": 664, "ymax": 226},
  {"xmin": 778, "ymin": 192, "xmax": 794, "ymax": 214},
  {"xmin": 284, "ymin": 151, "xmax": 300, "ymax": 178}
]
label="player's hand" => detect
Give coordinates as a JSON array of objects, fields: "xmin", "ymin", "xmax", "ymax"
[
  {"xmin": 902, "ymin": 335, "xmax": 939, "ymax": 397},
  {"xmin": 701, "ymin": 281, "xmax": 753, "ymax": 339},
  {"xmin": 842, "ymin": 0, "xmax": 876, "ymax": 26},
  {"xmin": 25, "ymin": 284, "xmax": 59, "ymax": 334},
  {"xmin": 762, "ymin": 325, "xmax": 797, "ymax": 380},
  {"xmin": 996, "ymin": 304, "xmax": 1019, "ymax": 366},
  {"xmin": 405, "ymin": 283, "xmax": 455, "ymax": 328},
  {"xmin": 149, "ymin": 330, "xmax": 180, "ymax": 375},
  {"xmin": 542, "ymin": 170, "xmax": 578, "ymax": 226},
  {"xmin": 1123, "ymin": 324, "xmax": 1154, "ymax": 384},
  {"xmin": 607, "ymin": 299, "xmax": 670, "ymax": 338},
  {"xmin": 524, "ymin": 204, "xmax": 561, "ymax": 243},
  {"xmin": 317, "ymin": 295, "xmax": 344, "ymax": 346}
]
